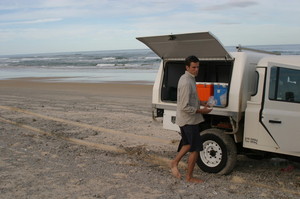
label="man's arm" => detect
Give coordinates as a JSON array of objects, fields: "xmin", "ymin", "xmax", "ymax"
[
  {"xmin": 178, "ymin": 84, "xmax": 197, "ymax": 114},
  {"xmin": 196, "ymin": 104, "xmax": 212, "ymax": 114}
]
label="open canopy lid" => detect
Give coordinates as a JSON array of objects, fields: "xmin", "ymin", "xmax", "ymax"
[{"xmin": 137, "ymin": 32, "xmax": 232, "ymax": 60}]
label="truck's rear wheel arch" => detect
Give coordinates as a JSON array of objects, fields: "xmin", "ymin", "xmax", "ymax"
[{"xmin": 197, "ymin": 128, "xmax": 237, "ymax": 175}]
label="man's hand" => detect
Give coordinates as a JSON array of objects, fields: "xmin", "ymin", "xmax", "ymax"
[{"xmin": 196, "ymin": 104, "xmax": 212, "ymax": 114}]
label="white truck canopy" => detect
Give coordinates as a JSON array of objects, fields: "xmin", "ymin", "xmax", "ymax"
[{"xmin": 137, "ymin": 32, "xmax": 233, "ymax": 60}]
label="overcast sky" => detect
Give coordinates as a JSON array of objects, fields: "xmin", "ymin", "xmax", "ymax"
[{"xmin": 1, "ymin": 0, "xmax": 300, "ymax": 55}]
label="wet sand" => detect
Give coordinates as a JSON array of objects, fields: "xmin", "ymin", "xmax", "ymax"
[{"xmin": 1, "ymin": 78, "xmax": 300, "ymax": 198}]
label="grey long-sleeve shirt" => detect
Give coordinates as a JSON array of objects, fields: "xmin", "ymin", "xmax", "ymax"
[{"xmin": 176, "ymin": 71, "xmax": 204, "ymax": 127}]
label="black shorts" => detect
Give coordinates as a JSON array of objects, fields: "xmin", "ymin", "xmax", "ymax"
[{"xmin": 180, "ymin": 124, "xmax": 203, "ymax": 152}]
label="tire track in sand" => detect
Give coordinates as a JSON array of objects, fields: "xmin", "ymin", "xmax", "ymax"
[
  {"xmin": 1, "ymin": 115, "xmax": 300, "ymax": 196},
  {"xmin": 0, "ymin": 116, "xmax": 126, "ymax": 154},
  {"xmin": 0, "ymin": 105, "xmax": 170, "ymax": 145},
  {"xmin": 0, "ymin": 116, "xmax": 174, "ymax": 169},
  {"xmin": 0, "ymin": 105, "xmax": 175, "ymax": 169}
]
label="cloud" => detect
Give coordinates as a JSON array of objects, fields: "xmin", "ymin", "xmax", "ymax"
[
  {"xmin": 1, "ymin": 0, "xmax": 300, "ymax": 55},
  {"xmin": 204, "ymin": 0, "xmax": 258, "ymax": 11},
  {"xmin": 0, "ymin": 18, "xmax": 63, "ymax": 26}
]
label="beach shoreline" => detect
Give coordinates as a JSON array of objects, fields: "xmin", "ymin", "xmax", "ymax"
[
  {"xmin": 1, "ymin": 78, "xmax": 300, "ymax": 198},
  {"xmin": 0, "ymin": 77, "xmax": 154, "ymax": 98}
]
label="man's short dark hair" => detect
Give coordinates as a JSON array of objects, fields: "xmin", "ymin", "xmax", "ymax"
[{"xmin": 185, "ymin": 55, "xmax": 199, "ymax": 67}]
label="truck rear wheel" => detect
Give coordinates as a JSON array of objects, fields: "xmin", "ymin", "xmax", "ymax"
[{"xmin": 197, "ymin": 129, "xmax": 237, "ymax": 175}]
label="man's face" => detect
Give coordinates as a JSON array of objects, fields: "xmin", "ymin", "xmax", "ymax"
[{"xmin": 186, "ymin": 62, "xmax": 199, "ymax": 76}]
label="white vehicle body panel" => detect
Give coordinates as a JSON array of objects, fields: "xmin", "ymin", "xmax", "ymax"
[
  {"xmin": 244, "ymin": 56, "xmax": 300, "ymax": 156},
  {"xmin": 163, "ymin": 110, "xmax": 180, "ymax": 132}
]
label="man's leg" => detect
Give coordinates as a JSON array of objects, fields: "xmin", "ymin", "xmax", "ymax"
[
  {"xmin": 170, "ymin": 144, "xmax": 190, "ymax": 179},
  {"xmin": 186, "ymin": 151, "xmax": 203, "ymax": 183}
]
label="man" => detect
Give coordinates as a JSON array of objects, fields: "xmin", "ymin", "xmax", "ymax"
[{"xmin": 170, "ymin": 55, "xmax": 212, "ymax": 183}]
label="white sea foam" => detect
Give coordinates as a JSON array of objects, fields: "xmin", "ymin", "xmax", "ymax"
[
  {"xmin": 144, "ymin": 56, "xmax": 160, "ymax": 60},
  {"xmin": 102, "ymin": 57, "xmax": 116, "ymax": 60},
  {"xmin": 0, "ymin": 46, "xmax": 299, "ymax": 82},
  {"xmin": 96, "ymin": 64, "xmax": 115, "ymax": 68}
]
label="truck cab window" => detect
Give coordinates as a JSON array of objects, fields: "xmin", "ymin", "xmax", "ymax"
[
  {"xmin": 269, "ymin": 66, "xmax": 300, "ymax": 103},
  {"xmin": 251, "ymin": 71, "xmax": 259, "ymax": 96}
]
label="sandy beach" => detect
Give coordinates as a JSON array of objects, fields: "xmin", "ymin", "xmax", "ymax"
[{"xmin": 1, "ymin": 78, "xmax": 300, "ymax": 199}]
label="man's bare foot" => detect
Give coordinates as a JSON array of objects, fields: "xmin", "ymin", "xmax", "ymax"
[
  {"xmin": 170, "ymin": 162, "xmax": 181, "ymax": 179},
  {"xmin": 186, "ymin": 177, "xmax": 204, "ymax": 183}
]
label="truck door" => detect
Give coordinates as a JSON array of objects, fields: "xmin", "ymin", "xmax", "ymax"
[{"xmin": 262, "ymin": 64, "xmax": 300, "ymax": 152}]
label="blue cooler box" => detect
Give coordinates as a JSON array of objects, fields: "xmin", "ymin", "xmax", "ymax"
[{"xmin": 214, "ymin": 83, "xmax": 228, "ymax": 107}]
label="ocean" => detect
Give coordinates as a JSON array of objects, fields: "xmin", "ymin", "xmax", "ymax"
[{"xmin": 1, "ymin": 44, "xmax": 300, "ymax": 84}]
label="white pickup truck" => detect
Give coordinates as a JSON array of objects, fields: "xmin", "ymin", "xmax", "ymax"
[{"xmin": 137, "ymin": 32, "xmax": 300, "ymax": 174}]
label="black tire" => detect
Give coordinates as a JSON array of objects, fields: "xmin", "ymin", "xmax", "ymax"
[{"xmin": 197, "ymin": 129, "xmax": 237, "ymax": 175}]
